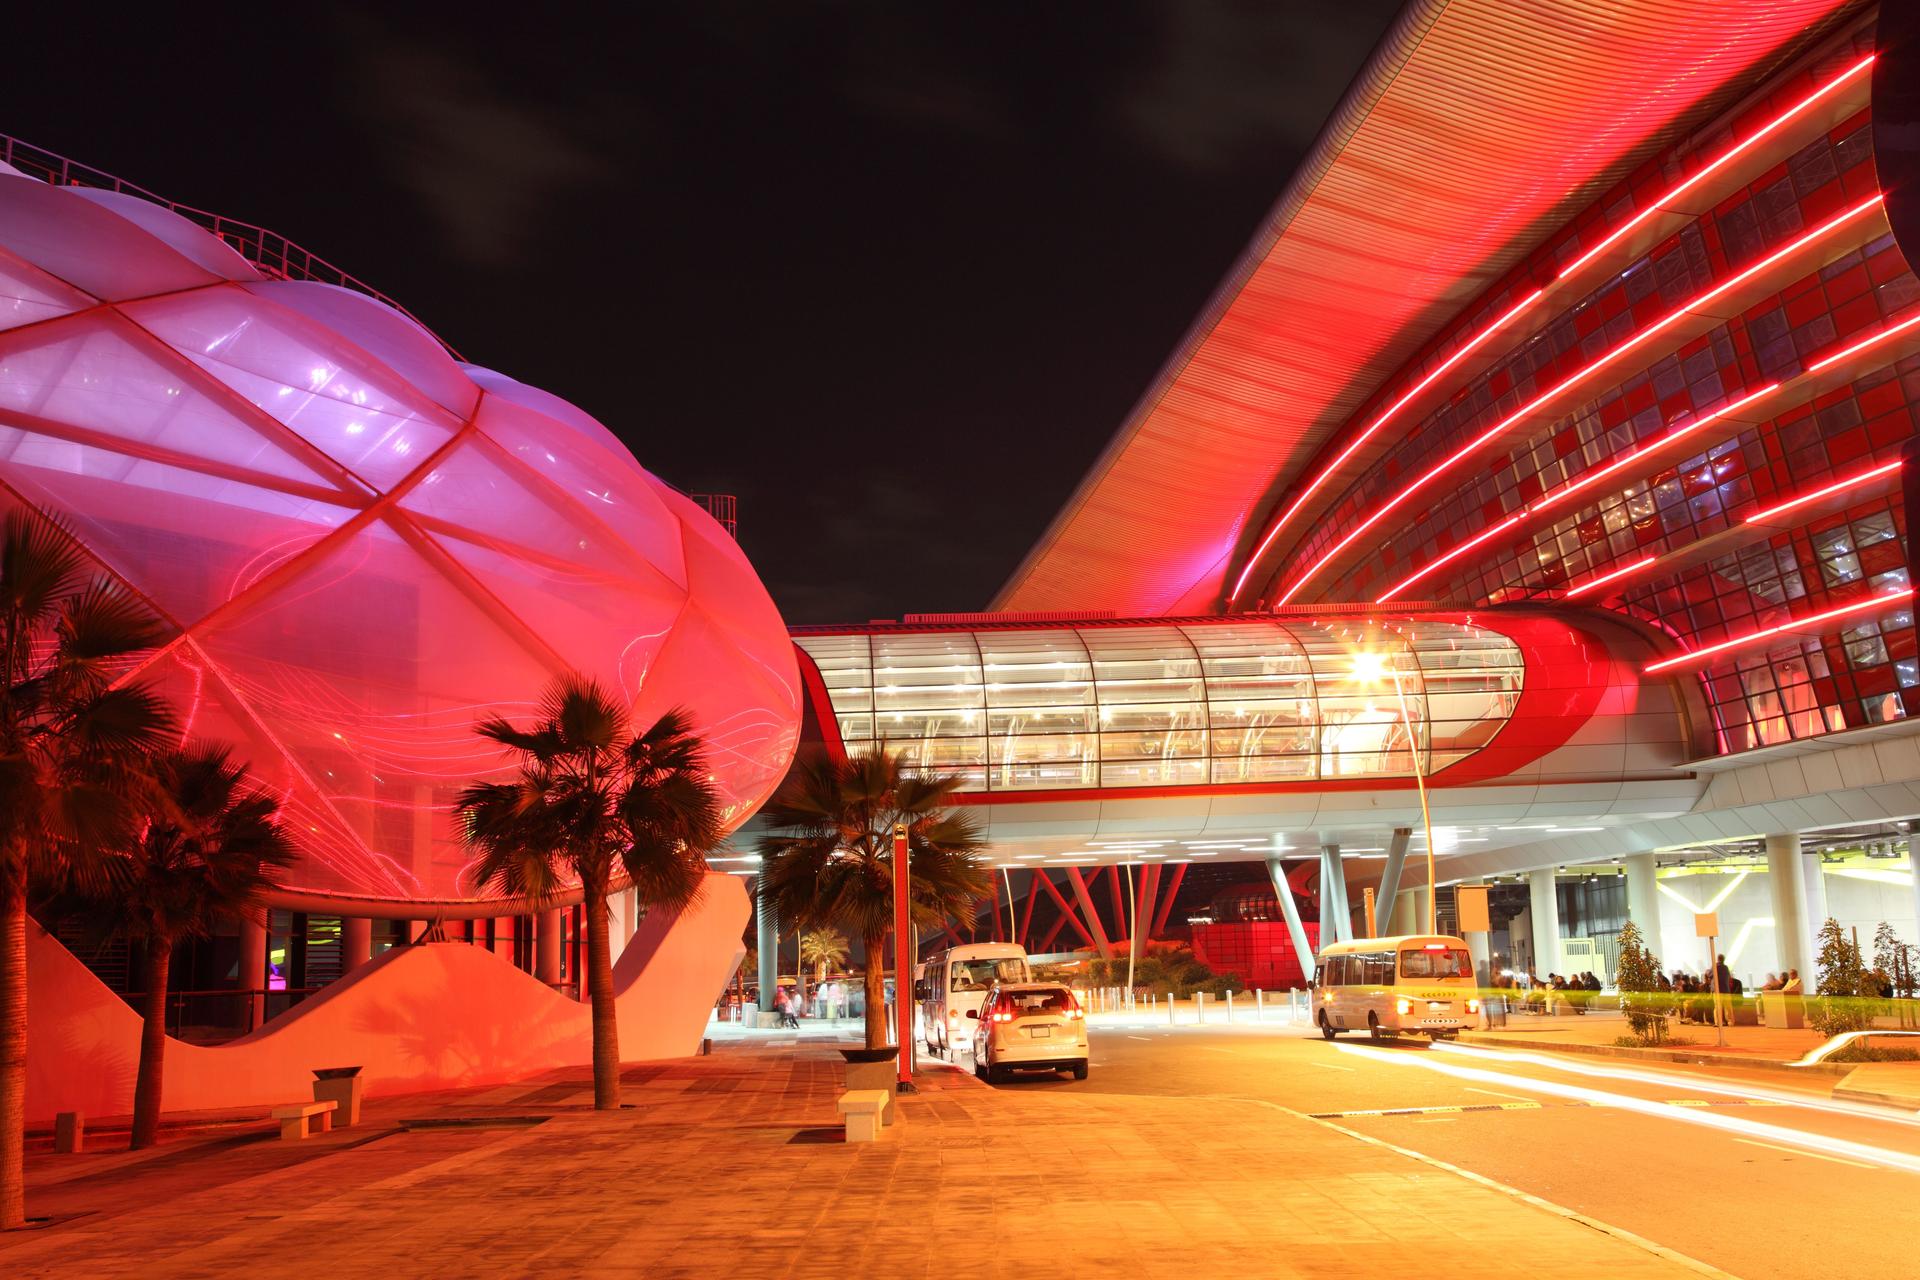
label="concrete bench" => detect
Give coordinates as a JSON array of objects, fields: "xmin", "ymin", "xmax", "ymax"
[
  {"xmin": 272, "ymin": 1100, "xmax": 337, "ymax": 1141},
  {"xmin": 835, "ymin": 1089, "xmax": 890, "ymax": 1143}
]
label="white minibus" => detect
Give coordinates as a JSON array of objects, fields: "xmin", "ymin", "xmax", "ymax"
[
  {"xmin": 1314, "ymin": 935, "xmax": 1480, "ymax": 1040},
  {"xmin": 919, "ymin": 942, "xmax": 1031, "ymax": 1056}
]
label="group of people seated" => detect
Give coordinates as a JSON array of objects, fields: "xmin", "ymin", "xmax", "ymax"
[{"xmin": 1503, "ymin": 969, "xmax": 1603, "ymax": 1014}]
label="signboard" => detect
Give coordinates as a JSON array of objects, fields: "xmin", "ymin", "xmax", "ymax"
[
  {"xmin": 1695, "ymin": 912, "xmax": 1720, "ymax": 939},
  {"xmin": 1456, "ymin": 884, "xmax": 1491, "ymax": 934}
]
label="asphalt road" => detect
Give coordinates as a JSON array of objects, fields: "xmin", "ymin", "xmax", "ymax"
[{"xmin": 962, "ymin": 1021, "xmax": 1920, "ymax": 1280}]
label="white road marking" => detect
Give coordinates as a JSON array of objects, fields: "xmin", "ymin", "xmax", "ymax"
[
  {"xmin": 1466, "ymin": 1086, "xmax": 1535, "ymax": 1104},
  {"xmin": 1127, "ymin": 1036, "xmax": 1150, "ymax": 1041},
  {"xmin": 1734, "ymin": 1137, "xmax": 1876, "ymax": 1170},
  {"xmin": 1307, "ymin": 1061, "xmax": 1355, "ymax": 1072},
  {"xmin": 1337, "ymin": 1043, "xmax": 1920, "ymax": 1175},
  {"xmin": 1224, "ymin": 1094, "xmax": 1738, "ymax": 1280}
]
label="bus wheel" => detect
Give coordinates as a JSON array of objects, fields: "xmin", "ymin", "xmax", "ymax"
[
  {"xmin": 1318, "ymin": 1013, "xmax": 1338, "ymax": 1040},
  {"xmin": 1368, "ymin": 1013, "xmax": 1384, "ymax": 1041}
]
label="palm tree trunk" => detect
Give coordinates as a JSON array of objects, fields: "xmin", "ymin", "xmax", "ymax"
[
  {"xmin": 863, "ymin": 928, "xmax": 887, "ymax": 1050},
  {"xmin": 585, "ymin": 882, "xmax": 620, "ymax": 1110},
  {"xmin": 130, "ymin": 936, "xmax": 172, "ymax": 1149},
  {"xmin": 1, "ymin": 863, "xmax": 28, "ymax": 1230}
]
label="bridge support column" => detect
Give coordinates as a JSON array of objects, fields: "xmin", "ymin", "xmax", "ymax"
[
  {"xmin": 1375, "ymin": 828, "xmax": 1409, "ymax": 938},
  {"xmin": 1624, "ymin": 852, "xmax": 1658, "ymax": 945},
  {"xmin": 1267, "ymin": 850, "xmax": 1316, "ymax": 984},
  {"xmin": 1321, "ymin": 844, "xmax": 1352, "ymax": 943},
  {"xmin": 756, "ymin": 881, "xmax": 778, "ymax": 1013}
]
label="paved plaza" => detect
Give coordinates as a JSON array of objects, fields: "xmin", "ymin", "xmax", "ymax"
[{"xmin": 4, "ymin": 1036, "xmax": 1716, "ymax": 1279}]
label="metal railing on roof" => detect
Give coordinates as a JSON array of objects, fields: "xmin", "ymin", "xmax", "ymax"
[{"xmin": 0, "ymin": 131, "xmax": 463, "ymax": 360}]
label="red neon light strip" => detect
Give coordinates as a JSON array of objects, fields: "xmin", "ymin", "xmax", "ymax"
[
  {"xmin": 1228, "ymin": 288, "xmax": 1545, "ymax": 604},
  {"xmin": 1376, "ymin": 516, "xmax": 1522, "ymax": 601},
  {"xmin": 1558, "ymin": 54, "xmax": 1876, "ymax": 280},
  {"xmin": 1807, "ymin": 309, "xmax": 1920, "ymax": 372},
  {"xmin": 1235, "ymin": 59, "xmax": 1874, "ymax": 607},
  {"xmin": 1533, "ymin": 382, "xmax": 1783, "ymax": 513},
  {"xmin": 1564, "ymin": 555, "xmax": 1660, "ymax": 599},
  {"xmin": 1744, "ymin": 458, "xmax": 1903, "ymax": 524},
  {"xmin": 1643, "ymin": 588, "xmax": 1914, "ymax": 673},
  {"xmin": 1275, "ymin": 194, "xmax": 1884, "ymax": 606}
]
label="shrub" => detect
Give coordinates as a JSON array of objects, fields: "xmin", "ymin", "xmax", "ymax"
[
  {"xmin": 1809, "ymin": 917, "xmax": 1881, "ymax": 1037},
  {"xmin": 1614, "ymin": 919, "xmax": 1674, "ymax": 1045}
]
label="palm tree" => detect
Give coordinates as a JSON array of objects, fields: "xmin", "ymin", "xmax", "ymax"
[
  {"xmin": 0, "ymin": 510, "xmax": 174, "ymax": 1228},
  {"xmin": 757, "ymin": 750, "xmax": 989, "ymax": 1050},
  {"xmin": 457, "ymin": 677, "xmax": 724, "ymax": 1110},
  {"xmin": 800, "ymin": 928, "xmax": 850, "ymax": 984},
  {"xmin": 91, "ymin": 747, "xmax": 297, "ymax": 1149}
]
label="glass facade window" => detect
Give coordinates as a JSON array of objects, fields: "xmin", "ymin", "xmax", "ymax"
[
  {"xmin": 1249, "ymin": 27, "xmax": 1915, "ymax": 762},
  {"xmin": 796, "ymin": 619, "xmax": 1522, "ymax": 793}
]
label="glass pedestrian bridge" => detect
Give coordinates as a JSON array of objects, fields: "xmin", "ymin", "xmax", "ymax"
[{"xmin": 792, "ymin": 615, "xmax": 1529, "ymax": 794}]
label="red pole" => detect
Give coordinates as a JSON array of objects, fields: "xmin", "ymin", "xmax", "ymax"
[{"xmin": 894, "ymin": 824, "xmax": 914, "ymax": 1092}]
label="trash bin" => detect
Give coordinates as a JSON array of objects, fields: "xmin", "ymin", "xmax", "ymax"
[{"xmin": 312, "ymin": 1066, "xmax": 365, "ymax": 1126}]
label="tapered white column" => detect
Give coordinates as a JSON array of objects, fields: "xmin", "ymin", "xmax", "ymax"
[
  {"xmin": 1528, "ymin": 869, "xmax": 1561, "ymax": 976},
  {"xmin": 1766, "ymin": 834, "xmax": 1816, "ymax": 985}
]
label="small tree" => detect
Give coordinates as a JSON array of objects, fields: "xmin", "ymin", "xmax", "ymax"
[
  {"xmin": 0, "ymin": 511, "xmax": 175, "ymax": 1228},
  {"xmin": 1873, "ymin": 921, "xmax": 1917, "ymax": 1000},
  {"xmin": 800, "ymin": 928, "xmax": 849, "ymax": 983},
  {"xmin": 458, "ymin": 680, "xmax": 725, "ymax": 1110},
  {"xmin": 757, "ymin": 750, "xmax": 989, "ymax": 1049},
  {"xmin": 1810, "ymin": 916, "xmax": 1878, "ymax": 1037},
  {"xmin": 94, "ymin": 748, "xmax": 297, "ymax": 1148},
  {"xmin": 1614, "ymin": 918, "xmax": 1671, "ymax": 1044}
]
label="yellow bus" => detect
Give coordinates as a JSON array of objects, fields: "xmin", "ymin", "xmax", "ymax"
[{"xmin": 1314, "ymin": 934, "xmax": 1480, "ymax": 1040}]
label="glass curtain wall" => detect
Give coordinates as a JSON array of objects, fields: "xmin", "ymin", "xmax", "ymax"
[{"xmin": 797, "ymin": 618, "xmax": 1523, "ymax": 793}]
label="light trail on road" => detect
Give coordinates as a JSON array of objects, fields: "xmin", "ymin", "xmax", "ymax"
[
  {"xmin": 1433, "ymin": 1040, "xmax": 1920, "ymax": 1130},
  {"xmin": 1333, "ymin": 1042, "xmax": 1920, "ymax": 1175}
]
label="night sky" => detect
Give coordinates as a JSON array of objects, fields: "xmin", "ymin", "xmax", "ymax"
[{"xmin": 4, "ymin": 3, "xmax": 1399, "ymax": 623}]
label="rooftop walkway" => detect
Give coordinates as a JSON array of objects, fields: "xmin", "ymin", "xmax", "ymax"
[{"xmin": 5, "ymin": 1035, "xmax": 1710, "ymax": 1277}]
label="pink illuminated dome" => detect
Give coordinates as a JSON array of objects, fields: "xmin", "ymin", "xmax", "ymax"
[{"xmin": 0, "ymin": 168, "xmax": 801, "ymax": 906}]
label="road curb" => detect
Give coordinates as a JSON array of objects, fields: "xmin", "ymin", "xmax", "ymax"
[{"xmin": 1459, "ymin": 1033, "xmax": 1850, "ymax": 1075}]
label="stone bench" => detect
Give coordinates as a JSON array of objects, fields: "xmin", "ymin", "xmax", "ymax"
[
  {"xmin": 272, "ymin": 1100, "xmax": 337, "ymax": 1141},
  {"xmin": 835, "ymin": 1089, "xmax": 890, "ymax": 1143}
]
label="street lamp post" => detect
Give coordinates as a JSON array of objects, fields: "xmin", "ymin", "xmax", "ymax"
[
  {"xmin": 893, "ymin": 823, "xmax": 915, "ymax": 1093},
  {"xmin": 1352, "ymin": 648, "xmax": 1438, "ymax": 935}
]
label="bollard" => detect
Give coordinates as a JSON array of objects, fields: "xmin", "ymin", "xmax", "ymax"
[
  {"xmin": 1197, "ymin": 992, "xmax": 1206, "ymax": 1025},
  {"xmin": 1169, "ymin": 994, "xmax": 1177, "ymax": 1026},
  {"xmin": 54, "ymin": 1111, "xmax": 83, "ymax": 1154},
  {"xmin": 1256, "ymin": 989, "xmax": 1265, "ymax": 1022},
  {"xmin": 1226, "ymin": 989, "xmax": 1234, "ymax": 1023},
  {"xmin": 701, "ymin": 1037, "xmax": 712, "ymax": 1056}
]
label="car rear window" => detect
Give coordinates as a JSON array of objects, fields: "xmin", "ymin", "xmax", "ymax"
[
  {"xmin": 1002, "ymin": 988, "xmax": 1074, "ymax": 1015},
  {"xmin": 1399, "ymin": 947, "xmax": 1472, "ymax": 979}
]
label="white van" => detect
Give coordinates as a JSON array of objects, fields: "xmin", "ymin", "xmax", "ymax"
[
  {"xmin": 919, "ymin": 942, "xmax": 1031, "ymax": 1056},
  {"xmin": 1314, "ymin": 934, "xmax": 1480, "ymax": 1040}
]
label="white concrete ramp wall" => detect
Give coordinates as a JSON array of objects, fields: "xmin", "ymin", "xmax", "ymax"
[{"xmin": 25, "ymin": 873, "xmax": 749, "ymax": 1125}]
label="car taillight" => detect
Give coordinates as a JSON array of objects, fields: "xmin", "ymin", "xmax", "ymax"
[
  {"xmin": 1395, "ymin": 997, "xmax": 1412, "ymax": 1015},
  {"xmin": 992, "ymin": 1011, "xmax": 1012, "ymax": 1022},
  {"xmin": 1067, "ymin": 1006, "xmax": 1084, "ymax": 1020}
]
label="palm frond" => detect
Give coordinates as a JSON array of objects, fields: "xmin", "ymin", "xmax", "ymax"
[{"xmin": 0, "ymin": 508, "xmax": 89, "ymax": 625}]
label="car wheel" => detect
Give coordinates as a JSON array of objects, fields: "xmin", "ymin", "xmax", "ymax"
[
  {"xmin": 1318, "ymin": 1013, "xmax": 1338, "ymax": 1041},
  {"xmin": 1368, "ymin": 1013, "xmax": 1384, "ymax": 1041},
  {"xmin": 1071, "ymin": 1062, "xmax": 1089, "ymax": 1081}
]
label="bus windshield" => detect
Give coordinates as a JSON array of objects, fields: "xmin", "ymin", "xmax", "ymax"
[
  {"xmin": 950, "ymin": 957, "xmax": 1029, "ymax": 991},
  {"xmin": 1399, "ymin": 947, "xmax": 1472, "ymax": 979}
]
